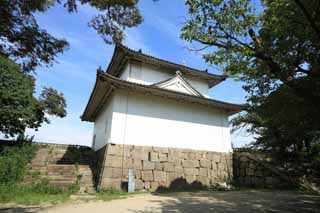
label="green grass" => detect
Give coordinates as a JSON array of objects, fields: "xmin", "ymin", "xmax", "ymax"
[
  {"xmin": 96, "ymin": 188, "xmax": 145, "ymax": 201},
  {"xmin": 0, "ymin": 183, "xmax": 74, "ymax": 205}
]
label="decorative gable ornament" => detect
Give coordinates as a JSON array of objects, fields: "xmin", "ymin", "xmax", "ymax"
[{"xmin": 153, "ymin": 71, "xmax": 203, "ymax": 97}]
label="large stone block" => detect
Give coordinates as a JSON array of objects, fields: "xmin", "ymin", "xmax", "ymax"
[
  {"xmin": 135, "ymin": 179, "xmax": 144, "ymax": 190},
  {"xmin": 153, "ymin": 147, "xmax": 169, "ymax": 154},
  {"xmin": 107, "ymin": 144, "xmax": 123, "ymax": 156},
  {"xmin": 133, "ymin": 159, "xmax": 142, "ymax": 170},
  {"xmin": 135, "ymin": 170, "xmax": 141, "ymax": 179},
  {"xmin": 212, "ymin": 154, "xmax": 220, "ymax": 163},
  {"xmin": 185, "ymin": 175, "xmax": 196, "ymax": 184},
  {"xmin": 210, "ymin": 170, "xmax": 218, "ymax": 178},
  {"xmin": 154, "ymin": 170, "xmax": 166, "ymax": 182},
  {"xmin": 155, "ymin": 162, "xmax": 163, "ymax": 171},
  {"xmin": 199, "ymin": 168, "xmax": 208, "ymax": 177},
  {"xmin": 212, "ymin": 161, "xmax": 218, "ymax": 170},
  {"xmin": 163, "ymin": 162, "xmax": 175, "ymax": 172},
  {"xmin": 151, "ymin": 181, "xmax": 159, "ymax": 190},
  {"xmin": 123, "ymin": 158, "xmax": 133, "ymax": 168},
  {"xmin": 182, "ymin": 160, "xmax": 199, "ymax": 168},
  {"xmin": 104, "ymin": 167, "xmax": 122, "ymax": 178},
  {"xmin": 141, "ymin": 146, "xmax": 153, "ymax": 152},
  {"xmin": 143, "ymin": 161, "xmax": 155, "ymax": 170},
  {"xmin": 196, "ymin": 175, "xmax": 210, "ymax": 186},
  {"xmin": 167, "ymin": 154, "xmax": 175, "ymax": 163},
  {"xmin": 167, "ymin": 172, "xmax": 183, "ymax": 183},
  {"xmin": 184, "ymin": 168, "xmax": 199, "ymax": 176},
  {"xmin": 141, "ymin": 171, "xmax": 153, "ymax": 181},
  {"xmin": 132, "ymin": 151, "xmax": 149, "ymax": 160},
  {"xmin": 175, "ymin": 166, "xmax": 184, "ymax": 173},
  {"xmin": 158, "ymin": 153, "xmax": 168, "ymax": 162},
  {"xmin": 149, "ymin": 152, "xmax": 159, "ymax": 161},
  {"xmin": 188, "ymin": 152, "xmax": 196, "ymax": 159},
  {"xmin": 200, "ymin": 159, "xmax": 211, "ymax": 168},
  {"xmin": 100, "ymin": 178, "xmax": 121, "ymax": 190},
  {"xmin": 105, "ymin": 155, "xmax": 123, "ymax": 168}
]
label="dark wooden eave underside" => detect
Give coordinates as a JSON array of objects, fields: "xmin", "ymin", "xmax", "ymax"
[
  {"xmin": 81, "ymin": 71, "xmax": 247, "ymax": 122},
  {"xmin": 106, "ymin": 44, "xmax": 226, "ymax": 88}
]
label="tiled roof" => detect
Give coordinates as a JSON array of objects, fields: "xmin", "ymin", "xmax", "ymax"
[
  {"xmin": 81, "ymin": 71, "xmax": 247, "ymax": 121},
  {"xmin": 106, "ymin": 44, "xmax": 226, "ymax": 88}
]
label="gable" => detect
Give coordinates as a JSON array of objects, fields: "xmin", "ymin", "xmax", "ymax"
[{"xmin": 153, "ymin": 71, "xmax": 203, "ymax": 97}]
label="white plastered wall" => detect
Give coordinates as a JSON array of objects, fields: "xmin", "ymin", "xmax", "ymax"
[
  {"xmin": 103, "ymin": 90, "xmax": 232, "ymax": 152},
  {"xmin": 92, "ymin": 95, "xmax": 114, "ymax": 150},
  {"xmin": 120, "ymin": 61, "xmax": 209, "ymax": 97}
]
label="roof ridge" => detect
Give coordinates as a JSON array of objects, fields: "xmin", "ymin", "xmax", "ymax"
[{"xmin": 116, "ymin": 43, "xmax": 226, "ymax": 79}]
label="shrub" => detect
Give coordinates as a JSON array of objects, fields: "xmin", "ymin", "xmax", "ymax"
[{"xmin": 0, "ymin": 142, "xmax": 37, "ymax": 184}]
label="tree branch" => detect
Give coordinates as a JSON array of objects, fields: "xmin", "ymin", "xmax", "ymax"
[{"xmin": 294, "ymin": 0, "xmax": 320, "ymax": 39}]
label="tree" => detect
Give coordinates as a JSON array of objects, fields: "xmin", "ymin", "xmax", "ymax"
[
  {"xmin": 0, "ymin": 56, "xmax": 66, "ymax": 137},
  {"xmin": 0, "ymin": 0, "xmax": 142, "ymax": 72},
  {"xmin": 181, "ymin": 0, "xmax": 320, "ymax": 175},
  {"xmin": 0, "ymin": 0, "xmax": 142, "ymax": 136}
]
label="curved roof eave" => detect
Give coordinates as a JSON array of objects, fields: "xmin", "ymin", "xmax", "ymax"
[
  {"xmin": 106, "ymin": 43, "xmax": 227, "ymax": 88},
  {"xmin": 81, "ymin": 71, "xmax": 248, "ymax": 122}
]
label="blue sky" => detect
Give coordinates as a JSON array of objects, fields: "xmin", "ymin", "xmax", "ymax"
[{"xmin": 22, "ymin": 1, "xmax": 251, "ymax": 147}]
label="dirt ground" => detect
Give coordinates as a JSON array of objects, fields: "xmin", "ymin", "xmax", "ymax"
[{"xmin": 1, "ymin": 190, "xmax": 320, "ymax": 213}]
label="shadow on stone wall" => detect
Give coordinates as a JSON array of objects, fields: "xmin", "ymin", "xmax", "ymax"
[{"xmin": 155, "ymin": 177, "xmax": 206, "ymax": 192}]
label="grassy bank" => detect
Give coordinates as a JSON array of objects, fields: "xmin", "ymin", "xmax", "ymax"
[{"xmin": 0, "ymin": 183, "xmax": 74, "ymax": 205}]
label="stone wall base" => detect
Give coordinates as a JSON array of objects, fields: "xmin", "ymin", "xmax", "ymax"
[{"xmin": 97, "ymin": 144, "xmax": 233, "ymax": 191}]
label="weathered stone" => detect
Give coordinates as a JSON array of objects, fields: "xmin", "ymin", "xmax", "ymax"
[
  {"xmin": 151, "ymin": 181, "xmax": 159, "ymax": 190},
  {"xmin": 154, "ymin": 170, "xmax": 166, "ymax": 182},
  {"xmin": 144, "ymin": 181, "xmax": 151, "ymax": 189},
  {"xmin": 142, "ymin": 161, "xmax": 155, "ymax": 170},
  {"xmin": 199, "ymin": 168, "xmax": 208, "ymax": 177},
  {"xmin": 167, "ymin": 154, "xmax": 175, "ymax": 162},
  {"xmin": 107, "ymin": 145, "xmax": 123, "ymax": 156},
  {"xmin": 141, "ymin": 171, "xmax": 153, "ymax": 181},
  {"xmin": 163, "ymin": 162, "xmax": 175, "ymax": 172},
  {"xmin": 182, "ymin": 160, "xmax": 199, "ymax": 168},
  {"xmin": 185, "ymin": 175, "xmax": 196, "ymax": 184},
  {"xmin": 155, "ymin": 162, "xmax": 163, "ymax": 171},
  {"xmin": 149, "ymin": 152, "xmax": 159, "ymax": 161},
  {"xmin": 188, "ymin": 152, "xmax": 196, "ymax": 159},
  {"xmin": 212, "ymin": 154, "xmax": 220, "ymax": 163},
  {"xmin": 133, "ymin": 159, "xmax": 142, "ymax": 170},
  {"xmin": 200, "ymin": 159, "xmax": 211, "ymax": 168},
  {"xmin": 135, "ymin": 170, "xmax": 141, "ymax": 179},
  {"xmin": 184, "ymin": 168, "xmax": 199, "ymax": 176},
  {"xmin": 167, "ymin": 172, "xmax": 183, "ymax": 183},
  {"xmin": 196, "ymin": 175, "xmax": 210, "ymax": 186},
  {"xmin": 105, "ymin": 155, "xmax": 123, "ymax": 168},
  {"xmin": 153, "ymin": 147, "xmax": 169, "ymax": 153},
  {"xmin": 181, "ymin": 152, "xmax": 189, "ymax": 159},
  {"xmin": 132, "ymin": 151, "xmax": 149, "ymax": 160},
  {"xmin": 135, "ymin": 179, "xmax": 144, "ymax": 190},
  {"xmin": 210, "ymin": 170, "xmax": 218, "ymax": 178},
  {"xmin": 195, "ymin": 152, "xmax": 203, "ymax": 159},
  {"xmin": 175, "ymin": 166, "xmax": 184, "ymax": 173},
  {"xmin": 104, "ymin": 167, "xmax": 122, "ymax": 178},
  {"xmin": 100, "ymin": 178, "xmax": 121, "ymax": 190},
  {"xmin": 158, "ymin": 153, "xmax": 168, "ymax": 162},
  {"xmin": 142, "ymin": 146, "xmax": 153, "ymax": 152},
  {"xmin": 219, "ymin": 163, "xmax": 225, "ymax": 171},
  {"xmin": 123, "ymin": 158, "xmax": 133, "ymax": 168}
]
